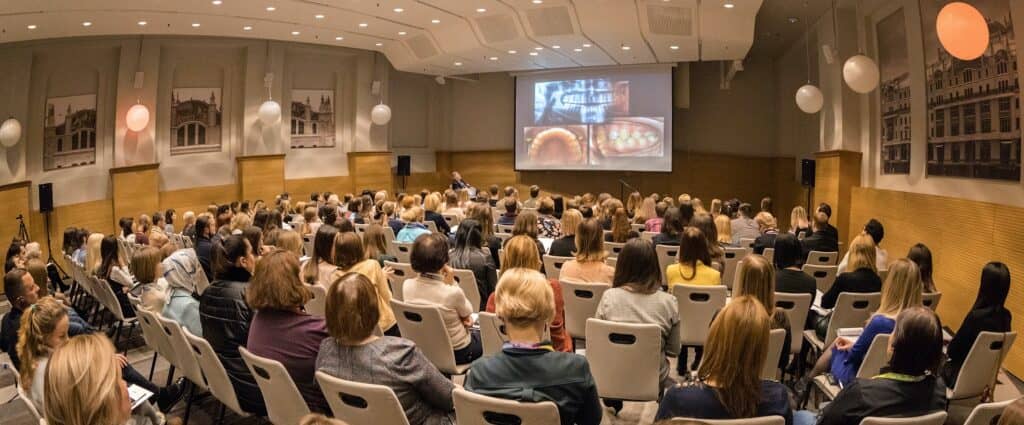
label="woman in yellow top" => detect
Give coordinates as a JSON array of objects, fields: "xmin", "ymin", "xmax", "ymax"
[
  {"xmin": 331, "ymin": 231, "xmax": 398, "ymax": 335},
  {"xmin": 665, "ymin": 227, "xmax": 722, "ymax": 290}
]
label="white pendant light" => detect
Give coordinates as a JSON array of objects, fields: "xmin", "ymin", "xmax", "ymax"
[
  {"xmin": 371, "ymin": 103, "xmax": 392, "ymax": 126},
  {"xmin": 258, "ymin": 100, "xmax": 282, "ymax": 125},
  {"xmin": 795, "ymin": 85, "xmax": 824, "ymax": 114},
  {"xmin": 843, "ymin": 54, "xmax": 880, "ymax": 94},
  {"xmin": 0, "ymin": 118, "xmax": 22, "ymax": 147},
  {"xmin": 125, "ymin": 103, "xmax": 150, "ymax": 132}
]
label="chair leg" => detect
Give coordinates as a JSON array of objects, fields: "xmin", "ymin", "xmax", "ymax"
[
  {"xmin": 182, "ymin": 382, "xmax": 196, "ymax": 425},
  {"xmin": 148, "ymin": 353, "xmax": 158, "ymax": 381},
  {"xmin": 165, "ymin": 365, "xmax": 176, "ymax": 387},
  {"xmin": 113, "ymin": 321, "xmax": 124, "ymax": 353},
  {"xmin": 217, "ymin": 402, "xmax": 226, "ymax": 425}
]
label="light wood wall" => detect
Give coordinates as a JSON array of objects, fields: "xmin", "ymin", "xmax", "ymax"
[
  {"xmin": 849, "ymin": 187, "xmax": 1024, "ymax": 377},
  {"xmin": 111, "ymin": 164, "xmax": 160, "ymax": 232},
  {"xmin": 237, "ymin": 155, "xmax": 285, "ymax": 203}
]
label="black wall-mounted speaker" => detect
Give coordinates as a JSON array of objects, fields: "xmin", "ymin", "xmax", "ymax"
[
  {"xmin": 397, "ymin": 155, "xmax": 411, "ymax": 177},
  {"xmin": 801, "ymin": 159, "xmax": 816, "ymax": 187}
]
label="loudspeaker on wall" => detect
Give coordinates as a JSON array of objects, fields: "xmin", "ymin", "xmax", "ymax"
[
  {"xmin": 397, "ymin": 155, "xmax": 411, "ymax": 177},
  {"xmin": 39, "ymin": 183, "xmax": 54, "ymax": 212},
  {"xmin": 801, "ymin": 159, "xmax": 816, "ymax": 187}
]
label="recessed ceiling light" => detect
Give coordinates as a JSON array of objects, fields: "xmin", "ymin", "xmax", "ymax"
[
  {"xmin": 212, "ymin": 0, "xmax": 222, "ymax": 5},
  {"xmin": 82, "ymin": 21, "xmax": 92, "ymax": 27},
  {"xmin": 552, "ymin": 45, "xmax": 560, "ymax": 49},
  {"xmin": 454, "ymin": 61, "xmax": 463, "ymax": 66},
  {"xmin": 191, "ymin": 23, "xmax": 201, "ymax": 28},
  {"xmin": 534, "ymin": 47, "xmax": 544, "ymax": 51},
  {"xmin": 529, "ymin": 52, "xmax": 538, "ymax": 56},
  {"xmin": 266, "ymin": 6, "xmax": 276, "ymax": 11},
  {"xmin": 335, "ymin": 36, "xmax": 343, "ymax": 40},
  {"xmin": 788, "ymin": 17, "xmax": 799, "ymax": 24},
  {"xmin": 359, "ymin": 22, "xmax": 368, "ymax": 28},
  {"xmin": 27, "ymin": 24, "xmax": 37, "ymax": 30},
  {"xmin": 137, "ymin": 21, "xmax": 147, "ymax": 26},
  {"xmin": 573, "ymin": 48, "xmax": 582, "ymax": 52},
  {"xmin": 582, "ymin": 43, "xmax": 591, "ymax": 47},
  {"xmin": 375, "ymin": 42, "xmax": 383, "ymax": 46},
  {"xmin": 431, "ymin": 19, "xmax": 441, "ymax": 24},
  {"xmin": 670, "ymin": 45, "xmax": 679, "ymax": 50},
  {"xmin": 243, "ymin": 25, "xmax": 253, "ymax": 31},
  {"xmin": 398, "ymin": 31, "xmax": 407, "ymax": 35},
  {"xmin": 314, "ymin": 14, "xmax": 325, "ymax": 19},
  {"xmin": 724, "ymin": 2, "xmax": 735, "ymax": 8},
  {"xmin": 291, "ymin": 31, "xmax": 300, "ymax": 35},
  {"xmin": 488, "ymin": 56, "xmax": 498, "ymax": 61},
  {"xmin": 476, "ymin": 8, "xmax": 487, "ymax": 13},
  {"xmin": 393, "ymin": 7, "xmax": 404, "ymax": 12},
  {"xmin": 621, "ymin": 45, "xmax": 631, "ymax": 50},
  {"xmin": 533, "ymin": 0, "xmax": 543, "ymax": 3},
  {"xmin": 508, "ymin": 50, "xmax": 517, "ymax": 54}
]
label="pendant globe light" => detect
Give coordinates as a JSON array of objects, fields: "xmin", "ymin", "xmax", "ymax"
[
  {"xmin": 370, "ymin": 51, "xmax": 391, "ymax": 126},
  {"xmin": 841, "ymin": 0, "xmax": 880, "ymax": 93},
  {"xmin": 795, "ymin": 2, "xmax": 824, "ymax": 114},
  {"xmin": 258, "ymin": 42, "xmax": 282, "ymax": 125},
  {"xmin": 937, "ymin": 2, "xmax": 989, "ymax": 60},
  {"xmin": 0, "ymin": 118, "xmax": 22, "ymax": 147}
]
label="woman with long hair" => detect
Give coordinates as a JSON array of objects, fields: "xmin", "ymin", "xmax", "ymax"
[
  {"xmin": 560, "ymin": 219, "xmax": 614, "ymax": 284},
  {"xmin": 734, "ymin": 255, "xmax": 791, "ymax": 371},
  {"xmin": 789, "ymin": 206, "xmax": 810, "ymax": 238},
  {"xmin": 449, "ymin": 219, "xmax": 498, "ymax": 311},
  {"xmin": 666, "ymin": 227, "xmax": 721, "ymax": 290},
  {"xmin": 548, "ymin": 208, "xmax": 582, "ymax": 257},
  {"xmin": 944, "ymin": 261, "xmax": 1012, "ymax": 386},
  {"xmin": 607, "ymin": 207, "xmax": 637, "ymax": 243},
  {"xmin": 652, "ymin": 207, "xmax": 685, "ymax": 246},
  {"xmin": 43, "ymin": 334, "xmax": 132, "ymax": 425},
  {"xmin": 656, "ymin": 296, "xmax": 792, "ymax": 422},
  {"xmin": 691, "ymin": 213, "xmax": 725, "ymax": 271},
  {"xmin": 508, "ymin": 210, "xmax": 547, "ymax": 259},
  {"xmin": 633, "ymin": 197, "xmax": 657, "ymax": 225},
  {"xmin": 302, "ymin": 225, "xmax": 340, "ymax": 287},
  {"xmin": 489, "ymin": 235, "xmax": 571, "ymax": 352},
  {"xmin": 907, "ymin": 243, "xmax": 937, "ymax": 293},
  {"xmin": 332, "ymin": 231, "xmax": 398, "ymax": 336},
  {"xmin": 714, "ymin": 214, "xmax": 734, "ymax": 246},
  {"xmin": 96, "ymin": 235, "xmax": 136, "ymax": 318},
  {"xmin": 625, "ymin": 192, "xmax": 643, "ymax": 218},
  {"xmin": 820, "ymin": 233, "xmax": 881, "ymax": 309},
  {"xmin": 709, "ymin": 198, "xmax": 723, "ymax": 218},
  {"xmin": 467, "ymin": 203, "xmax": 503, "ymax": 268},
  {"xmin": 362, "ymin": 224, "xmax": 397, "ymax": 266}
]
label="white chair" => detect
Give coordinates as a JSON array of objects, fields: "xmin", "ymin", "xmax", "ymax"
[
  {"xmin": 391, "ymin": 241, "xmax": 415, "ymax": 263},
  {"xmin": 673, "ymin": 284, "xmax": 728, "ymax": 348},
  {"xmin": 739, "ymin": 238, "xmax": 756, "ymax": 249},
  {"xmin": 390, "ymin": 299, "xmax": 470, "ymax": 376},
  {"xmin": 762, "ymin": 248, "xmax": 775, "ymax": 264},
  {"xmin": 641, "ymin": 231, "xmax": 658, "ymax": 241},
  {"xmin": 477, "ymin": 312, "xmax": 508, "ymax": 356},
  {"xmin": 560, "ymin": 280, "xmax": 612, "ymax": 343},
  {"xmin": 605, "ymin": 241, "xmax": 625, "ymax": 257},
  {"xmin": 802, "ymin": 264, "xmax": 838, "ymax": 293},
  {"xmin": 774, "ymin": 292, "xmax": 812, "ymax": 357},
  {"xmin": 922, "ymin": 292, "xmax": 942, "ymax": 311},
  {"xmin": 239, "ymin": 347, "xmax": 311, "ymax": 425},
  {"xmin": 762, "ymin": 328, "xmax": 786, "ymax": 381},
  {"xmin": 859, "ymin": 411, "xmax": 946, "ymax": 425},
  {"xmin": 804, "ymin": 292, "xmax": 882, "ymax": 351},
  {"xmin": 949, "ymin": 331, "xmax": 1017, "ymax": 404},
  {"xmin": 453, "ymin": 388, "xmax": 561, "ymax": 425},
  {"xmin": 585, "ymin": 318, "xmax": 663, "ymax": 401},
  {"xmin": 315, "ymin": 371, "xmax": 411, "ymax": 425},
  {"xmin": 605, "ymin": 256, "xmax": 617, "ymax": 268},
  {"xmin": 451, "ymin": 268, "xmax": 482, "ymax": 313},
  {"xmin": 135, "ymin": 308, "xmax": 178, "ymax": 381},
  {"xmin": 305, "ymin": 284, "xmax": 327, "ymax": 316},
  {"xmin": 302, "ymin": 235, "xmax": 314, "ymax": 258},
  {"xmin": 721, "ymin": 247, "xmax": 748, "ymax": 290},
  {"xmin": 91, "ymin": 276, "xmax": 138, "ymax": 354},
  {"xmin": 542, "ymin": 254, "xmax": 573, "ymax": 280},
  {"xmin": 155, "ymin": 315, "xmax": 209, "ymax": 425},
  {"xmin": 383, "ymin": 226, "xmax": 398, "ymax": 257},
  {"xmin": 655, "ymin": 244, "xmax": 679, "ymax": 285},
  {"xmin": 630, "ymin": 223, "xmax": 646, "ymax": 232},
  {"xmin": 806, "ymin": 251, "xmax": 839, "ymax": 266},
  {"xmin": 354, "ymin": 223, "xmax": 369, "ymax": 234},
  {"xmin": 496, "ymin": 224, "xmax": 515, "ymax": 234},
  {"xmin": 963, "ymin": 398, "xmax": 1020, "ymax": 425},
  {"xmin": 442, "ymin": 213, "xmax": 460, "ymax": 227},
  {"xmin": 182, "ymin": 328, "xmax": 253, "ymax": 421},
  {"xmin": 424, "ymin": 220, "xmax": 439, "ymax": 233},
  {"xmin": 494, "ymin": 232, "xmax": 513, "ymax": 244},
  {"xmin": 813, "ymin": 333, "xmax": 890, "ymax": 400},
  {"xmin": 662, "ymin": 417, "xmax": 786, "ymax": 425},
  {"xmin": 2, "ymin": 362, "xmax": 42, "ymax": 421},
  {"xmin": 384, "ymin": 261, "xmax": 418, "ymax": 301}
]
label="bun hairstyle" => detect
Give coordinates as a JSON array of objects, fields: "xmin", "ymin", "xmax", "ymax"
[{"xmin": 213, "ymin": 235, "xmax": 252, "ymax": 280}]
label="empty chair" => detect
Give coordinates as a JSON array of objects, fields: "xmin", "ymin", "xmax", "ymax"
[
  {"xmin": 390, "ymin": 299, "xmax": 470, "ymax": 376},
  {"xmin": 802, "ymin": 264, "xmax": 838, "ymax": 293},
  {"xmin": 806, "ymin": 251, "xmax": 839, "ymax": 266},
  {"xmin": 585, "ymin": 318, "xmax": 663, "ymax": 401},
  {"xmin": 762, "ymin": 328, "xmax": 787, "ymax": 380},
  {"xmin": 859, "ymin": 411, "xmax": 946, "ymax": 425},
  {"xmin": 451, "ymin": 268, "xmax": 482, "ymax": 314},
  {"xmin": 182, "ymin": 328, "xmax": 253, "ymax": 421},
  {"xmin": 391, "ymin": 241, "xmax": 415, "ymax": 263},
  {"xmin": 542, "ymin": 254, "xmax": 573, "ymax": 280},
  {"xmin": 239, "ymin": 347, "xmax": 311, "ymax": 425},
  {"xmin": 814, "ymin": 333, "xmax": 891, "ymax": 400},
  {"xmin": 962, "ymin": 398, "xmax": 1020, "ymax": 425},
  {"xmin": 721, "ymin": 247, "xmax": 749, "ymax": 290},
  {"xmin": 673, "ymin": 284, "xmax": 728, "ymax": 349},
  {"xmin": 560, "ymin": 280, "xmax": 612, "ymax": 344},
  {"xmin": 774, "ymin": 293, "xmax": 813, "ymax": 358},
  {"xmin": 315, "ymin": 371, "xmax": 411, "ymax": 425},
  {"xmin": 384, "ymin": 261, "xmax": 418, "ymax": 301},
  {"xmin": 453, "ymin": 388, "xmax": 560, "ymax": 425},
  {"xmin": 949, "ymin": 331, "xmax": 1017, "ymax": 404},
  {"xmin": 804, "ymin": 292, "xmax": 882, "ymax": 352},
  {"xmin": 921, "ymin": 292, "xmax": 942, "ymax": 311},
  {"xmin": 655, "ymin": 244, "xmax": 679, "ymax": 285},
  {"xmin": 477, "ymin": 312, "xmax": 509, "ymax": 356},
  {"xmin": 304, "ymin": 284, "xmax": 327, "ymax": 316}
]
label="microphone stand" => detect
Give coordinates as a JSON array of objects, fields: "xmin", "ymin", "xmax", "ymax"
[{"xmin": 619, "ymin": 179, "xmax": 637, "ymax": 201}]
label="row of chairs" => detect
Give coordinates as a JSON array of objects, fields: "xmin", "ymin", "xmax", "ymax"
[{"xmin": 64, "ymin": 256, "xmax": 138, "ymax": 354}]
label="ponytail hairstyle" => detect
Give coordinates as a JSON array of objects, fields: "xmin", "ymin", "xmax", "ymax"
[
  {"xmin": 213, "ymin": 235, "xmax": 252, "ymax": 280},
  {"xmin": 17, "ymin": 297, "xmax": 68, "ymax": 390}
]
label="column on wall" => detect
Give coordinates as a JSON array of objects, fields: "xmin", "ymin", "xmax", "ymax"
[
  {"xmin": 814, "ymin": 150, "xmax": 861, "ymax": 248},
  {"xmin": 110, "ymin": 163, "xmax": 161, "ymax": 232}
]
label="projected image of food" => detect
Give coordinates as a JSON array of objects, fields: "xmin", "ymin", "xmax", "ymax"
[
  {"xmin": 524, "ymin": 126, "xmax": 587, "ymax": 165},
  {"xmin": 591, "ymin": 117, "xmax": 664, "ymax": 160}
]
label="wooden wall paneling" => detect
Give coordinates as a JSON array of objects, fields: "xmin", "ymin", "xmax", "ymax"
[
  {"xmin": 405, "ymin": 172, "xmax": 442, "ymax": 194},
  {"xmin": 30, "ymin": 199, "xmax": 115, "ymax": 275},
  {"xmin": 159, "ymin": 184, "xmax": 238, "ymax": 216},
  {"xmin": 285, "ymin": 176, "xmax": 354, "ymax": 201},
  {"xmin": 814, "ymin": 150, "xmax": 861, "ymax": 248},
  {"xmin": 0, "ymin": 181, "xmax": 32, "ymax": 245},
  {"xmin": 348, "ymin": 152, "xmax": 394, "ymax": 194},
  {"xmin": 110, "ymin": 164, "xmax": 160, "ymax": 231},
  {"xmin": 237, "ymin": 154, "xmax": 285, "ymax": 203}
]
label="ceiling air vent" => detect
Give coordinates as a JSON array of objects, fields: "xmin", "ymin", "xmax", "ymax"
[
  {"xmin": 405, "ymin": 34, "xmax": 439, "ymax": 59},
  {"xmin": 646, "ymin": 4, "xmax": 693, "ymax": 36},
  {"xmin": 475, "ymin": 14, "xmax": 520, "ymax": 44},
  {"xmin": 525, "ymin": 6, "xmax": 574, "ymax": 36}
]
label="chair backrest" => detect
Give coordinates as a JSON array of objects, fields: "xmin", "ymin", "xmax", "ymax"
[
  {"xmin": 154, "ymin": 314, "xmax": 208, "ymax": 391},
  {"xmin": 672, "ymin": 284, "xmax": 728, "ymax": 345},
  {"xmin": 542, "ymin": 254, "xmax": 573, "ymax": 280},
  {"xmin": 560, "ymin": 280, "xmax": 612, "ymax": 340},
  {"xmin": 442, "ymin": 213, "xmax": 460, "ymax": 226},
  {"xmin": 382, "ymin": 226, "xmax": 398, "ymax": 256},
  {"xmin": 721, "ymin": 247, "xmax": 749, "ymax": 290},
  {"xmin": 856, "ymin": 333, "xmax": 892, "ymax": 380},
  {"xmin": 806, "ymin": 251, "xmax": 839, "ymax": 266},
  {"xmin": 762, "ymin": 248, "xmax": 775, "ymax": 264},
  {"xmin": 739, "ymin": 238, "xmax": 756, "ymax": 249},
  {"xmin": 424, "ymin": 220, "xmax": 438, "ymax": 233},
  {"xmin": 494, "ymin": 232, "xmax": 512, "ymax": 244},
  {"xmin": 383, "ymin": 261, "xmax": 418, "ymax": 302},
  {"xmin": 963, "ymin": 397, "xmax": 1020, "ymax": 425},
  {"xmin": 91, "ymin": 276, "xmax": 127, "ymax": 321},
  {"xmin": 451, "ymin": 269, "xmax": 481, "ymax": 313},
  {"xmin": 477, "ymin": 312, "xmax": 509, "ymax": 356},
  {"xmin": 630, "ymin": 223, "xmax": 646, "ymax": 232},
  {"xmin": 641, "ymin": 231, "xmax": 658, "ymax": 241},
  {"xmin": 135, "ymin": 308, "xmax": 179, "ymax": 369},
  {"xmin": 655, "ymin": 244, "xmax": 678, "ymax": 285},
  {"xmin": 859, "ymin": 411, "xmax": 947, "ymax": 425},
  {"xmin": 389, "ymin": 299, "xmax": 461, "ymax": 375},
  {"xmin": 952, "ymin": 331, "xmax": 1017, "ymax": 400},
  {"xmin": 762, "ymin": 328, "xmax": 787, "ymax": 380},
  {"xmin": 585, "ymin": 318, "xmax": 663, "ymax": 401},
  {"xmin": 453, "ymin": 388, "xmax": 561, "ymax": 425},
  {"xmin": 3, "ymin": 362, "xmax": 42, "ymax": 421},
  {"xmin": 302, "ymin": 235, "xmax": 314, "ymax": 258},
  {"xmin": 663, "ymin": 416, "xmax": 786, "ymax": 425},
  {"xmin": 922, "ymin": 292, "xmax": 942, "ymax": 311},
  {"xmin": 774, "ymin": 293, "xmax": 812, "ymax": 354},
  {"xmin": 354, "ymin": 223, "xmax": 369, "ymax": 234},
  {"xmin": 315, "ymin": 371, "xmax": 411, "ymax": 425},
  {"xmin": 392, "ymin": 241, "xmax": 415, "ymax": 263},
  {"xmin": 605, "ymin": 256, "xmax": 617, "ymax": 268},
  {"xmin": 239, "ymin": 347, "xmax": 311, "ymax": 425},
  {"xmin": 825, "ymin": 293, "xmax": 882, "ymax": 347},
  {"xmin": 605, "ymin": 241, "xmax": 625, "ymax": 257},
  {"xmin": 496, "ymin": 224, "xmax": 515, "ymax": 234},
  {"xmin": 802, "ymin": 264, "xmax": 839, "ymax": 293},
  {"xmin": 182, "ymin": 327, "xmax": 249, "ymax": 416},
  {"xmin": 305, "ymin": 284, "xmax": 327, "ymax": 316}
]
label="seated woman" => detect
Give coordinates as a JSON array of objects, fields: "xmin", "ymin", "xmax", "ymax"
[
  {"xmin": 199, "ymin": 235, "xmax": 266, "ymax": 415},
  {"xmin": 363, "ymin": 224, "xmax": 398, "ymax": 266},
  {"xmin": 333, "ymin": 231, "xmax": 397, "ymax": 336},
  {"xmin": 646, "ymin": 201, "xmax": 668, "ymax": 233},
  {"xmin": 402, "ymin": 233, "xmax": 481, "ymax": 364},
  {"xmin": 633, "ymin": 197, "xmax": 657, "ymax": 226},
  {"xmin": 773, "ymin": 233, "xmax": 816, "ymax": 329},
  {"xmin": 734, "ymin": 255, "xmax": 791, "ymax": 371},
  {"xmin": 448, "ymin": 219, "xmax": 498, "ymax": 311},
  {"xmin": 944, "ymin": 261, "xmax": 1012, "ymax": 387},
  {"xmin": 301, "ymin": 225, "xmax": 340, "ymax": 287},
  {"xmin": 467, "ymin": 203, "xmax": 503, "ymax": 269},
  {"xmin": 267, "ymin": 228, "xmax": 303, "ymax": 257},
  {"xmin": 246, "ymin": 250, "xmax": 329, "ymax": 413},
  {"xmin": 809, "ymin": 258, "xmax": 922, "ymax": 388},
  {"xmin": 666, "ymin": 227, "xmax": 721, "ymax": 290},
  {"xmin": 95, "ymin": 236, "xmax": 137, "ymax": 319},
  {"xmin": 559, "ymin": 218, "xmax": 614, "ymax": 283},
  {"xmin": 606, "ymin": 207, "xmax": 637, "ymax": 243},
  {"xmin": 656, "ymin": 296, "xmax": 793, "ymax": 423},
  {"xmin": 547, "ymin": 208, "xmax": 582, "ymax": 257},
  {"xmin": 43, "ymin": 334, "xmax": 133, "ymax": 425},
  {"xmin": 713, "ymin": 214, "xmax": 734, "ymax": 247},
  {"xmin": 751, "ymin": 212, "xmax": 779, "ymax": 255},
  {"xmin": 442, "ymin": 191, "xmax": 465, "ymax": 222},
  {"xmin": 820, "ymin": 234, "xmax": 881, "ymax": 309},
  {"xmin": 596, "ymin": 238, "xmax": 680, "ymax": 410},
  {"xmin": 397, "ymin": 207, "xmax": 432, "ymax": 243},
  {"xmin": 508, "ymin": 210, "xmax": 548, "ymax": 259},
  {"xmin": 134, "ymin": 214, "xmax": 151, "ymax": 245},
  {"xmin": 423, "ymin": 193, "xmax": 451, "ymax": 235},
  {"xmin": 129, "ymin": 246, "xmax": 163, "ymax": 297},
  {"xmin": 466, "ymin": 268, "xmax": 602, "ymax": 425},
  {"xmin": 652, "ymin": 207, "xmax": 686, "ymax": 246},
  {"xmin": 536, "ymin": 197, "xmax": 562, "ymax": 238},
  {"xmin": 818, "ymin": 307, "xmax": 948, "ymax": 425},
  {"xmin": 317, "ymin": 272, "xmax": 455, "ymax": 424},
  {"xmin": 487, "ymin": 235, "xmax": 572, "ymax": 352},
  {"xmin": 691, "ymin": 213, "xmax": 724, "ymax": 271},
  {"xmin": 907, "ymin": 243, "xmax": 937, "ymax": 293},
  {"xmin": 497, "ymin": 198, "xmax": 519, "ymax": 226},
  {"xmin": 151, "ymin": 248, "xmax": 205, "ymax": 337}
]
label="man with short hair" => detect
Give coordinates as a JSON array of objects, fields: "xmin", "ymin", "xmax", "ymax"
[
  {"xmin": 816, "ymin": 203, "xmax": 840, "ymax": 242},
  {"xmin": 801, "ymin": 211, "xmax": 840, "ymax": 261},
  {"xmin": 1, "ymin": 269, "xmax": 92, "ymax": 368},
  {"xmin": 522, "ymin": 185, "xmax": 541, "ymax": 209},
  {"xmin": 451, "ymin": 171, "xmax": 472, "ymax": 191},
  {"xmin": 488, "ymin": 185, "xmax": 500, "ymax": 207},
  {"xmin": 498, "ymin": 198, "xmax": 519, "ymax": 226},
  {"xmin": 730, "ymin": 203, "xmax": 761, "ymax": 244}
]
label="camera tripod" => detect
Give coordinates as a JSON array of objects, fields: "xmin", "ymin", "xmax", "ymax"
[{"xmin": 14, "ymin": 214, "xmax": 29, "ymax": 244}]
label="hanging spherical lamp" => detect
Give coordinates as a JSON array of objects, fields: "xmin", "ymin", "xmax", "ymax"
[
  {"xmin": 843, "ymin": 55, "xmax": 881, "ymax": 94},
  {"xmin": 371, "ymin": 103, "xmax": 392, "ymax": 126},
  {"xmin": 125, "ymin": 104, "xmax": 151, "ymax": 132},
  {"xmin": 258, "ymin": 100, "xmax": 282, "ymax": 125},
  {"xmin": 937, "ymin": 2, "xmax": 989, "ymax": 61},
  {"xmin": 0, "ymin": 118, "xmax": 22, "ymax": 148},
  {"xmin": 795, "ymin": 84, "xmax": 824, "ymax": 114}
]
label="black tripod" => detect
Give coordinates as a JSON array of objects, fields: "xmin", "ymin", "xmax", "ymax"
[
  {"xmin": 14, "ymin": 214, "xmax": 29, "ymax": 244},
  {"xmin": 41, "ymin": 211, "xmax": 68, "ymax": 280}
]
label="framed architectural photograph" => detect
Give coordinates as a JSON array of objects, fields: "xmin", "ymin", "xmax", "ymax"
[
  {"xmin": 43, "ymin": 94, "xmax": 97, "ymax": 171},
  {"xmin": 290, "ymin": 89, "xmax": 335, "ymax": 149},
  {"xmin": 921, "ymin": 0, "xmax": 1020, "ymax": 181},
  {"xmin": 877, "ymin": 8, "xmax": 911, "ymax": 175},
  {"xmin": 170, "ymin": 88, "xmax": 223, "ymax": 155}
]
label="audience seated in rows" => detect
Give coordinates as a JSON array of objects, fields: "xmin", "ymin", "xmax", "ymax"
[
  {"xmin": 333, "ymin": 231, "xmax": 397, "ymax": 335},
  {"xmin": 559, "ymin": 218, "xmax": 615, "ymax": 283}
]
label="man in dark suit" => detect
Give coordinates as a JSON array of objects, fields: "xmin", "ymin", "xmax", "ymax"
[
  {"xmin": 816, "ymin": 203, "xmax": 840, "ymax": 243},
  {"xmin": 801, "ymin": 211, "xmax": 839, "ymax": 262},
  {"xmin": 450, "ymin": 171, "xmax": 473, "ymax": 192}
]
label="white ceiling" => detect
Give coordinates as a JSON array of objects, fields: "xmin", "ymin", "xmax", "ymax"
[{"xmin": 0, "ymin": 0, "xmax": 764, "ymax": 76}]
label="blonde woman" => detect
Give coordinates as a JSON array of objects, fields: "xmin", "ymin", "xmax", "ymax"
[
  {"xmin": 181, "ymin": 211, "xmax": 197, "ymax": 239},
  {"xmin": 656, "ymin": 296, "xmax": 793, "ymax": 422},
  {"xmin": 714, "ymin": 215, "xmax": 734, "ymax": 246},
  {"xmin": 492, "ymin": 235, "xmax": 571, "ymax": 352},
  {"xmin": 734, "ymin": 255, "xmax": 791, "ymax": 371},
  {"xmin": 44, "ymin": 334, "xmax": 132, "ymax": 425},
  {"xmin": 633, "ymin": 197, "xmax": 657, "ymax": 225},
  {"xmin": 423, "ymin": 193, "xmax": 451, "ymax": 235},
  {"xmin": 548, "ymin": 208, "xmax": 582, "ymax": 257},
  {"xmin": 625, "ymin": 191, "xmax": 643, "ymax": 218},
  {"xmin": 709, "ymin": 198, "xmax": 723, "ymax": 217},
  {"xmin": 230, "ymin": 213, "xmax": 253, "ymax": 235},
  {"xmin": 820, "ymin": 234, "xmax": 881, "ymax": 309},
  {"xmin": 789, "ymin": 206, "xmax": 811, "ymax": 237},
  {"xmin": 134, "ymin": 214, "xmax": 152, "ymax": 245},
  {"xmin": 560, "ymin": 219, "xmax": 614, "ymax": 283},
  {"xmin": 270, "ymin": 229, "xmax": 304, "ymax": 257},
  {"xmin": 331, "ymin": 231, "xmax": 397, "ymax": 336},
  {"xmin": 18, "ymin": 297, "xmax": 69, "ymax": 412},
  {"xmin": 692, "ymin": 198, "xmax": 706, "ymax": 215},
  {"xmin": 396, "ymin": 206, "xmax": 430, "ymax": 243},
  {"xmin": 300, "ymin": 205, "xmax": 321, "ymax": 236},
  {"xmin": 811, "ymin": 258, "xmax": 922, "ymax": 387},
  {"xmin": 84, "ymin": 233, "xmax": 105, "ymax": 273}
]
